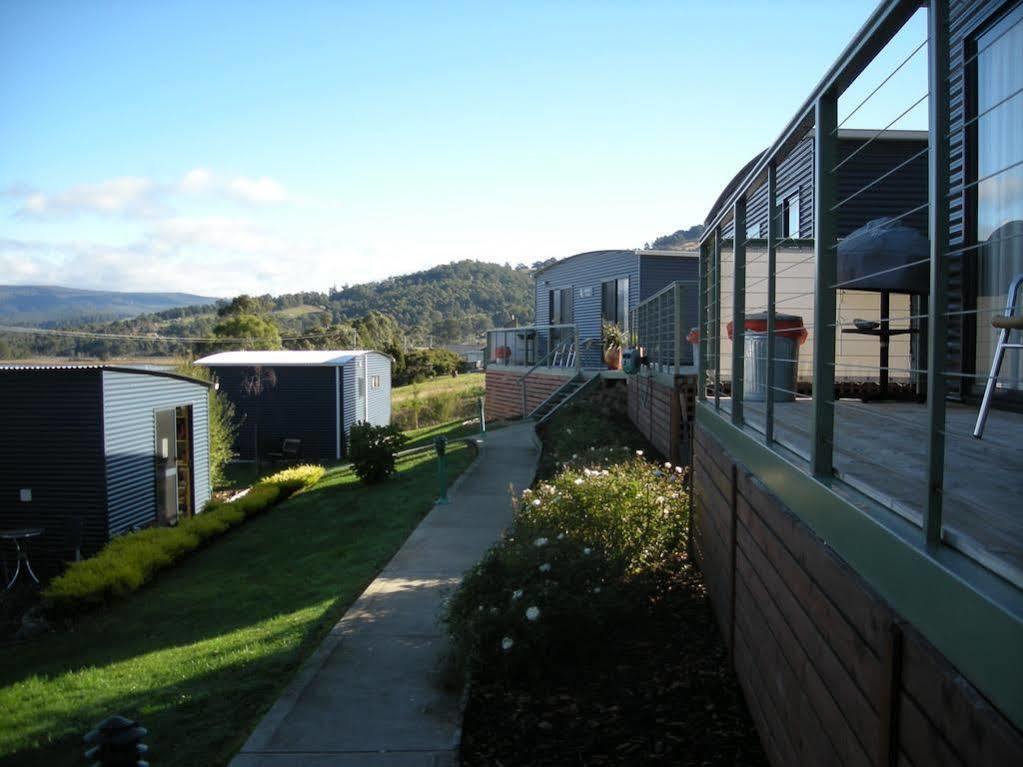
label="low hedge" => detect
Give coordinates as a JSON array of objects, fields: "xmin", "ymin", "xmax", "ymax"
[{"xmin": 42, "ymin": 464, "xmax": 325, "ymax": 616}]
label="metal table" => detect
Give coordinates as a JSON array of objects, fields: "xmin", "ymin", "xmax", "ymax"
[
  {"xmin": 841, "ymin": 290, "xmax": 919, "ymax": 401},
  {"xmin": 1, "ymin": 527, "xmax": 44, "ymax": 590}
]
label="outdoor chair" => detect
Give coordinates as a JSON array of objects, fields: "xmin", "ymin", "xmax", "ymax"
[
  {"xmin": 974, "ymin": 273, "xmax": 1023, "ymax": 438},
  {"xmin": 267, "ymin": 438, "xmax": 302, "ymax": 463}
]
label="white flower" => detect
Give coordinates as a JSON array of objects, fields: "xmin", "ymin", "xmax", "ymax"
[
  {"xmin": 523, "ymin": 488, "xmax": 532, "ymax": 495},
  {"xmin": 656, "ymin": 496, "xmax": 665, "ymax": 504},
  {"xmin": 601, "ymin": 469, "xmax": 609, "ymax": 476},
  {"xmin": 526, "ymin": 606, "xmax": 541, "ymax": 621},
  {"xmin": 478, "ymin": 605, "xmax": 484, "ymax": 611},
  {"xmin": 582, "ymin": 547, "xmax": 592, "ymax": 555},
  {"xmin": 593, "ymin": 586, "xmax": 601, "ymax": 594},
  {"xmin": 512, "ymin": 589, "xmax": 523, "ymax": 600},
  {"xmin": 532, "ymin": 499, "xmax": 542, "ymax": 507},
  {"xmin": 589, "ymin": 446, "xmax": 596, "ymax": 451},
  {"xmin": 501, "ymin": 636, "xmax": 514, "ymax": 651},
  {"xmin": 664, "ymin": 461, "xmax": 672, "ymax": 469},
  {"xmin": 566, "ymin": 428, "xmax": 573, "ymax": 435},
  {"xmin": 572, "ymin": 453, "xmax": 578, "ymax": 459},
  {"xmin": 539, "ymin": 563, "xmax": 552, "ymax": 573},
  {"xmin": 635, "ymin": 449, "xmax": 644, "ymax": 456},
  {"xmin": 557, "ymin": 533, "xmax": 565, "ymax": 540},
  {"xmin": 573, "ymin": 478, "xmax": 584, "ymax": 486},
  {"xmin": 534, "ymin": 537, "xmax": 549, "ymax": 547},
  {"xmin": 675, "ymin": 466, "xmax": 683, "ymax": 474}
]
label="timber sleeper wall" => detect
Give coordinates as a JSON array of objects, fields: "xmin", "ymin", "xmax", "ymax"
[
  {"xmin": 627, "ymin": 374, "xmax": 697, "ymax": 464},
  {"xmin": 692, "ymin": 423, "xmax": 1023, "ymax": 767},
  {"xmin": 485, "ymin": 369, "xmax": 569, "ymax": 421}
]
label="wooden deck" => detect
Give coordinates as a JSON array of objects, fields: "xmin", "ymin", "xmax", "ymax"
[{"xmin": 736, "ymin": 399, "xmax": 1023, "ymax": 586}]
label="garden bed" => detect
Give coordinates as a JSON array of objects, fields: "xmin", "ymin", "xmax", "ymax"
[{"xmin": 454, "ymin": 392, "xmax": 767, "ymax": 766}]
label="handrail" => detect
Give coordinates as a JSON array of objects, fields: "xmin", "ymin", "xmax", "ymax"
[{"xmin": 486, "ymin": 323, "xmax": 576, "ymax": 334}]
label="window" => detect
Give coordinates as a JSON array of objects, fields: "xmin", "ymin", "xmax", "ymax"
[
  {"xmin": 601, "ymin": 277, "xmax": 630, "ymax": 333},
  {"xmin": 370, "ymin": 375, "xmax": 381, "ymax": 389},
  {"xmin": 973, "ymin": 4, "xmax": 1023, "ymax": 393},
  {"xmin": 746, "ymin": 223, "xmax": 761, "ymax": 240},
  {"xmin": 783, "ymin": 193, "xmax": 800, "ymax": 238},
  {"xmin": 548, "ymin": 287, "xmax": 573, "ymax": 325}
]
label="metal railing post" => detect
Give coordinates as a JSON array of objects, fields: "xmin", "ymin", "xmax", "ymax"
[
  {"xmin": 698, "ymin": 242, "xmax": 708, "ymax": 401},
  {"xmin": 732, "ymin": 197, "xmax": 747, "ymax": 425},
  {"xmin": 574, "ymin": 323, "xmax": 581, "ymax": 374},
  {"xmin": 924, "ymin": 0, "xmax": 949, "ymax": 546},
  {"xmin": 811, "ymin": 91, "xmax": 839, "ymax": 478},
  {"xmin": 674, "ymin": 282, "xmax": 682, "ymax": 377},
  {"xmin": 713, "ymin": 227, "xmax": 722, "ymax": 410},
  {"xmin": 766, "ymin": 160, "xmax": 778, "ymax": 444}
]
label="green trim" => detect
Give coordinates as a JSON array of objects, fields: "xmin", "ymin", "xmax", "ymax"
[{"xmin": 696, "ymin": 402, "xmax": 1023, "ymax": 729}]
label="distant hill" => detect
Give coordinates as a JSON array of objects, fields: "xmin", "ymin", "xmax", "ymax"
[
  {"xmin": 0, "ymin": 285, "xmax": 219, "ymax": 326},
  {"xmin": 0, "ymin": 260, "xmax": 535, "ymax": 359},
  {"xmin": 643, "ymin": 224, "xmax": 704, "ymax": 252}
]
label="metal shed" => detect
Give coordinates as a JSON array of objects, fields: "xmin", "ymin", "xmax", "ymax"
[
  {"xmin": 195, "ymin": 350, "xmax": 392, "ymax": 461},
  {"xmin": 0, "ymin": 365, "xmax": 212, "ymax": 579}
]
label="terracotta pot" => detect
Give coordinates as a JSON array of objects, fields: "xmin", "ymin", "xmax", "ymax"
[{"xmin": 604, "ymin": 346, "xmax": 623, "ymax": 370}]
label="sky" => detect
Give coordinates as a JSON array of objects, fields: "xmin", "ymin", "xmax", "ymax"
[{"xmin": 0, "ymin": 0, "xmax": 928, "ymax": 297}]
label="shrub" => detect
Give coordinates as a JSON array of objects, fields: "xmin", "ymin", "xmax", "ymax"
[
  {"xmin": 42, "ymin": 463, "xmax": 326, "ymax": 616},
  {"xmin": 348, "ymin": 422, "xmax": 408, "ymax": 483},
  {"xmin": 392, "ymin": 386, "xmax": 484, "ymax": 431},
  {"xmin": 446, "ymin": 449, "xmax": 689, "ymax": 682}
]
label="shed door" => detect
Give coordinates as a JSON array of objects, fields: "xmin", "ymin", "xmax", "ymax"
[{"xmin": 155, "ymin": 409, "xmax": 178, "ymax": 526}]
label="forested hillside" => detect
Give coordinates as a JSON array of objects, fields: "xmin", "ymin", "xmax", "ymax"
[
  {"xmin": 0, "ymin": 260, "xmax": 535, "ymax": 360},
  {"xmin": 0, "ymin": 285, "xmax": 218, "ymax": 325}
]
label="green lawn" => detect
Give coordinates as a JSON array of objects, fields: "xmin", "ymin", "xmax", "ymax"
[
  {"xmin": 403, "ymin": 418, "xmax": 505, "ymax": 449},
  {"xmin": 391, "ymin": 371, "xmax": 484, "ymax": 404},
  {"xmin": 0, "ymin": 442, "xmax": 475, "ymax": 767}
]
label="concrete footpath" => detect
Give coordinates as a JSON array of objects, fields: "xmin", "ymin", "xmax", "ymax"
[{"xmin": 230, "ymin": 422, "xmax": 539, "ymax": 767}]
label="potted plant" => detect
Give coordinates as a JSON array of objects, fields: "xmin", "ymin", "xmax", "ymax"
[{"xmin": 602, "ymin": 320, "xmax": 627, "ymax": 370}]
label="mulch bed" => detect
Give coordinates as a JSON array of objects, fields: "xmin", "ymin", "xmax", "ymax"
[{"xmin": 459, "ymin": 555, "xmax": 768, "ymax": 766}]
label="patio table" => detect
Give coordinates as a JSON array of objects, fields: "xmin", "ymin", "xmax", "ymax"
[{"xmin": 1, "ymin": 527, "xmax": 44, "ymax": 591}]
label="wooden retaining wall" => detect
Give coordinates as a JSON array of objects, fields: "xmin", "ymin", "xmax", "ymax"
[
  {"xmin": 626, "ymin": 374, "xmax": 697, "ymax": 464},
  {"xmin": 485, "ymin": 368, "xmax": 569, "ymax": 421},
  {"xmin": 691, "ymin": 423, "xmax": 1023, "ymax": 767}
]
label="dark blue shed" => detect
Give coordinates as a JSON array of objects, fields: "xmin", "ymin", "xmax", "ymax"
[
  {"xmin": 195, "ymin": 350, "xmax": 392, "ymax": 462},
  {"xmin": 0, "ymin": 365, "xmax": 211, "ymax": 579}
]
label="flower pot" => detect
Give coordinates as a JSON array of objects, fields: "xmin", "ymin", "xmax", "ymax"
[{"xmin": 604, "ymin": 347, "xmax": 623, "ymax": 370}]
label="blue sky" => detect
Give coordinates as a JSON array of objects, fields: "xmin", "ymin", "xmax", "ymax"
[{"xmin": 0, "ymin": 1, "xmax": 928, "ymax": 296}]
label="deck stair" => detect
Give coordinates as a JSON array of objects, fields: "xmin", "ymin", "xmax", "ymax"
[{"xmin": 528, "ymin": 373, "xmax": 598, "ymax": 424}]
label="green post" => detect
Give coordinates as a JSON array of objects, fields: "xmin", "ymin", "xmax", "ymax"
[{"xmin": 434, "ymin": 436, "xmax": 449, "ymax": 504}]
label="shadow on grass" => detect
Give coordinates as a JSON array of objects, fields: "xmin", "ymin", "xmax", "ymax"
[{"xmin": 0, "ymin": 446, "xmax": 476, "ymax": 767}]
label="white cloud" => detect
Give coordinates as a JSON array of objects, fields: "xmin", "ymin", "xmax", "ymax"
[
  {"xmin": 10, "ymin": 169, "xmax": 290, "ymax": 220},
  {"xmin": 16, "ymin": 176, "xmax": 161, "ymax": 218}
]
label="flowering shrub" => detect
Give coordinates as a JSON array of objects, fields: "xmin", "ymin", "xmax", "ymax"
[{"xmin": 446, "ymin": 452, "xmax": 689, "ymax": 681}]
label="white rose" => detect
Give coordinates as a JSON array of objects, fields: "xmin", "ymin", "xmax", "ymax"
[{"xmin": 526, "ymin": 606, "xmax": 540, "ymax": 621}]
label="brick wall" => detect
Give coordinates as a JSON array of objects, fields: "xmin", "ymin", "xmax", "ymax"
[
  {"xmin": 485, "ymin": 368, "xmax": 570, "ymax": 421},
  {"xmin": 692, "ymin": 422, "xmax": 1023, "ymax": 767},
  {"xmin": 627, "ymin": 374, "xmax": 697, "ymax": 464}
]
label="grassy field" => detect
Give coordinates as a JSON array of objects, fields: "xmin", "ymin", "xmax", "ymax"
[
  {"xmin": 391, "ymin": 371, "xmax": 484, "ymax": 404},
  {"xmin": 0, "ymin": 437, "xmax": 475, "ymax": 767}
]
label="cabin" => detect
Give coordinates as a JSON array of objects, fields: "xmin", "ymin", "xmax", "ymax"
[
  {"xmin": 0, "ymin": 365, "xmax": 211, "ymax": 579},
  {"xmin": 196, "ymin": 350, "xmax": 392, "ymax": 461},
  {"xmin": 485, "ymin": 248, "xmax": 699, "ymax": 420},
  {"xmin": 690, "ymin": 0, "xmax": 1023, "ymax": 764}
]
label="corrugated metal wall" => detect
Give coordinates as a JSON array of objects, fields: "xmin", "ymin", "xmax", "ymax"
[
  {"xmin": 102, "ymin": 371, "xmax": 210, "ymax": 536},
  {"xmin": 209, "ymin": 365, "xmax": 337, "ymax": 461},
  {"xmin": 342, "ymin": 361, "xmax": 357, "ymax": 454},
  {"xmin": 365, "ymin": 352, "xmax": 392, "ymax": 426},
  {"xmin": 0, "ymin": 369, "xmax": 106, "ymax": 577},
  {"xmin": 535, "ymin": 250, "xmax": 640, "ymax": 368},
  {"xmin": 720, "ymin": 135, "xmax": 927, "ymax": 241},
  {"xmin": 639, "ymin": 254, "xmax": 700, "ymax": 299}
]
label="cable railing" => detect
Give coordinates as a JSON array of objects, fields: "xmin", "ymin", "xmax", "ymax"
[
  {"xmin": 696, "ymin": 0, "xmax": 1023, "ymax": 595},
  {"xmin": 484, "ymin": 324, "xmax": 579, "ymax": 370},
  {"xmin": 630, "ymin": 281, "xmax": 699, "ymax": 375}
]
